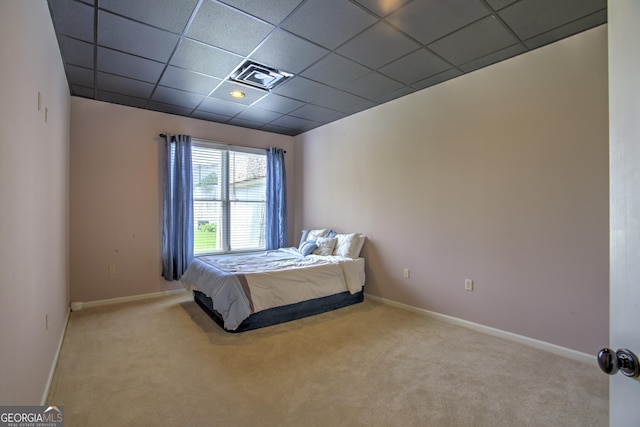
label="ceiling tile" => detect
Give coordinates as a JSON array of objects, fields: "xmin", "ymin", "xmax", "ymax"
[
  {"xmin": 97, "ymin": 72, "xmax": 155, "ymax": 99},
  {"xmin": 159, "ymin": 66, "xmax": 222, "ymax": 95},
  {"xmin": 191, "ymin": 110, "xmax": 232, "ymax": 123},
  {"xmin": 485, "ymin": 0, "xmax": 518, "ymax": 10},
  {"xmin": 147, "ymin": 101, "xmax": 194, "ymax": 116},
  {"xmin": 250, "ymin": 29, "xmax": 329, "ymax": 74},
  {"xmin": 378, "ymin": 48, "xmax": 452, "ymax": 85},
  {"xmin": 218, "ymin": 0, "xmax": 304, "ymax": 25},
  {"xmin": 373, "ymin": 85, "xmax": 415, "ymax": 104},
  {"xmin": 99, "ymin": 0, "xmax": 198, "ymax": 33},
  {"xmin": 98, "ymin": 11, "xmax": 180, "ymax": 62},
  {"xmin": 235, "ymin": 107, "xmax": 283, "ymax": 123},
  {"xmin": 498, "ymin": 0, "xmax": 606, "ymax": 40},
  {"xmin": 289, "ymin": 104, "xmax": 336, "ymax": 121},
  {"xmin": 458, "ymin": 43, "xmax": 526, "ymax": 73},
  {"xmin": 523, "ymin": 10, "xmax": 607, "ymax": 50},
  {"xmin": 97, "ymin": 47, "xmax": 165, "ymax": 83},
  {"xmin": 312, "ymin": 87, "xmax": 376, "ymax": 115},
  {"xmin": 96, "ymin": 91, "xmax": 148, "ymax": 108},
  {"xmin": 337, "ymin": 22, "xmax": 421, "ymax": 69},
  {"xmin": 342, "ymin": 72, "xmax": 405, "ymax": 100},
  {"xmin": 209, "ymin": 81, "xmax": 269, "ymax": 105},
  {"xmin": 252, "ymin": 94, "xmax": 305, "ymax": 114},
  {"xmin": 322, "ymin": 110, "xmax": 349, "ymax": 123},
  {"xmin": 65, "ymin": 64, "xmax": 94, "ymax": 88},
  {"xmin": 71, "ymin": 85, "xmax": 94, "ymax": 98},
  {"xmin": 301, "ymin": 53, "xmax": 370, "ymax": 87},
  {"xmin": 186, "ymin": 1, "xmax": 274, "ymax": 56},
  {"xmin": 151, "ymin": 86, "xmax": 205, "ymax": 109},
  {"xmin": 272, "ymin": 77, "xmax": 329, "ymax": 103},
  {"xmin": 48, "ymin": 0, "xmax": 609, "ymax": 136},
  {"xmin": 411, "ymin": 68, "xmax": 463, "ymax": 91},
  {"xmin": 387, "ymin": 0, "xmax": 490, "ymax": 45},
  {"xmin": 281, "ymin": 0, "xmax": 378, "ymax": 49},
  {"xmin": 49, "ymin": 0, "xmax": 94, "ymax": 42},
  {"xmin": 353, "ymin": 0, "xmax": 412, "ymax": 17},
  {"xmin": 270, "ymin": 115, "xmax": 319, "ymax": 133},
  {"xmin": 428, "ymin": 15, "xmax": 519, "ymax": 66},
  {"xmin": 170, "ymin": 39, "xmax": 244, "ymax": 79},
  {"xmin": 58, "ymin": 35, "xmax": 94, "ymax": 69},
  {"xmin": 227, "ymin": 117, "xmax": 267, "ymax": 130},
  {"xmin": 260, "ymin": 124, "xmax": 298, "ymax": 135},
  {"xmin": 197, "ymin": 97, "xmax": 246, "ymax": 116}
]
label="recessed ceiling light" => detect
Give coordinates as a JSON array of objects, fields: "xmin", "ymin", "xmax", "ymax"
[{"xmin": 230, "ymin": 90, "xmax": 245, "ymax": 99}]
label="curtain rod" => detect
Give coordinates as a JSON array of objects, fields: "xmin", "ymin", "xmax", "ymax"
[{"xmin": 158, "ymin": 134, "xmax": 286, "ymax": 153}]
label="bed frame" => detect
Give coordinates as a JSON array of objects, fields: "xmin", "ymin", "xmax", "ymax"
[{"xmin": 193, "ymin": 288, "xmax": 364, "ymax": 332}]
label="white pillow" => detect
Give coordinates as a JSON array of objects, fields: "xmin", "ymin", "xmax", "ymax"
[
  {"xmin": 313, "ymin": 237, "xmax": 337, "ymax": 256},
  {"xmin": 333, "ymin": 233, "xmax": 359, "ymax": 257},
  {"xmin": 307, "ymin": 228, "xmax": 328, "ymax": 242},
  {"xmin": 332, "ymin": 233, "xmax": 366, "ymax": 258},
  {"xmin": 352, "ymin": 234, "xmax": 366, "ymax": 258}
]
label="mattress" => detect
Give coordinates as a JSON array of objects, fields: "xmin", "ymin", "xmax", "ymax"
[{"xmin": 181, "ymin": 247, "xmax": 365, "ymax": 331}]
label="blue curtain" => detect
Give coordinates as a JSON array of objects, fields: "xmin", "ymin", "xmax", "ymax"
[
  {"xmin": 162, "ymin": 134, "xmax": 194, "ymax": 280},
  {"xmin": 266, "ymin": 147, "xmax": 287, "ymax": 250}
]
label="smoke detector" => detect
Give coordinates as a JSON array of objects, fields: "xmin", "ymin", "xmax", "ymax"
[{"xmin": 229, "ymin": 60, "xmax": 292, "ymax": 91}]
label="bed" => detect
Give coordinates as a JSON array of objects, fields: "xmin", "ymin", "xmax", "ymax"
[{"xmin": 181, "ymin": 230, "xmax": 366, "ymax": 332}]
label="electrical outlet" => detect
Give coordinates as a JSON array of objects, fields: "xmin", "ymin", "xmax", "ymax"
[
  {"xmin": 465, "ymin": 279, "xmax": 474, "ymax": 291},
  {"xmin": 109, "ymin": 265, "xmax": 117, "ymax": 274},
  {"xmin": 403, "ymin": 268, "xmax": 410, "ymax": 279}
]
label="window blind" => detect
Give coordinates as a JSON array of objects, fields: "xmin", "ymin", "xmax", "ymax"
[{"xmin": 192, "ymin": 141, "xmax": 266, "ymax": 254}]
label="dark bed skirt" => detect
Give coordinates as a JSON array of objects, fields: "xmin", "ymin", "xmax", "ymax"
[{"xmin": 193, "ymin": 288, "xmax": 364, "ymax": 333}]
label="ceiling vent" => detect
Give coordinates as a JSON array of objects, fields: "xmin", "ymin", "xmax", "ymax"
[{"xmin": 229, "ymin": 60, "xmax": 292, "ymax": 91}]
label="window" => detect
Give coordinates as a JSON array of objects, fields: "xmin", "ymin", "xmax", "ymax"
[{"xmin": 192, "ymin": 141, "xmax": 266, "ymax": 254}]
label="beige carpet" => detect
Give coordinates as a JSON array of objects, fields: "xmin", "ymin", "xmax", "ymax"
[{"xmin": 47, "ymin": 293, "xmax": 607, "ymax": 426}]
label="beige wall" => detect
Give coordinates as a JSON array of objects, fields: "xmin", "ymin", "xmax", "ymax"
[
  {"xmin": 69, "ymin": 99, "xmax": 294, "ymax": 302},
  {"xmin": 294, "ymin": 26, "xmax": 609, "ymax": 355},
  {"xmin": 0, "ymin": 1, "xmax": 70, "ymax": 404}
]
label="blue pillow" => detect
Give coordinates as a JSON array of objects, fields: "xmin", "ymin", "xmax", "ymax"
[
  {"xmin": 299, "ymin": 229, "xmax": 310, "ymax": 246},
  {"xmin": 299, "ymin": 240, "xmax": 317, "ymax": 256}
]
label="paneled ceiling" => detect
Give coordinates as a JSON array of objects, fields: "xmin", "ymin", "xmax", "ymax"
[{"xmin": 48, "ymin": 0, "xmax": 607, "ymax": 136}]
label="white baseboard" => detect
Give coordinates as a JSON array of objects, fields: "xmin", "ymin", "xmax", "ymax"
[
  {"xmin": 365, "ymin": 293, "xmax": 595, "ymax": 365},
  {"xmin": 41, "ymin": 307, "xmax": 70, "ymax": 405},
  {"xmin": 80, "ymin": 288, "xmax": 188, "ymax": 309}
]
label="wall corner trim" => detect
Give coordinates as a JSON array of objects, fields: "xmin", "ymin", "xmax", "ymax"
[{"xmin": 41, "ymin": 307, "xmax": 71, "ymax": 405}]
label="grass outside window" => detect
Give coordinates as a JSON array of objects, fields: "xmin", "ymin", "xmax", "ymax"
[{"xmin": 194, "ymin": 228, "xmax": 217, "ymax": 253}]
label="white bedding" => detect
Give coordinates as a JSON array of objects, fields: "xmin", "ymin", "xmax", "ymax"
[{"xmin": 181, "ymin": 247, "xmax": 365, "ymax": 330}]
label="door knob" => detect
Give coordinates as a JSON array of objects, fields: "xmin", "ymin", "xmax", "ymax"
[{"xmin": 597, "ymin": 348, "xmax": 640, "ymax": 378}]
